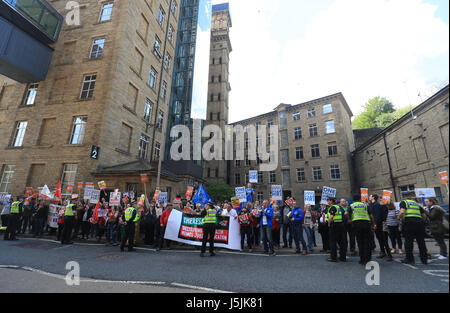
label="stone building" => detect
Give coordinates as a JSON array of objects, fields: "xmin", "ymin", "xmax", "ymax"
[
  {"xmin": 0, "ymin": 0, "xmax": 198, "ymax": 200},
  {"xmin": 228, "ymin": 93, "xmax": 356, "ymax": 206},
  {"xmin": 203, "ymin": 3, "xmax": 232, "ymax": 185},
  {"xmin": 353, "ymin": 85, "xmax": 449, "ymax": 204}
]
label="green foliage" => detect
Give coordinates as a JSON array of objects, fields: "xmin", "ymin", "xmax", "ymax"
[
  {"xmin": 205, "ymin": 181, "xmax": 234, "ymax": 202},
  {"xmin": 352, "ymin": 96, "xmax": 395, "ymax": 129}
]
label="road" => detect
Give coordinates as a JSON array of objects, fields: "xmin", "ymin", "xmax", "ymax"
[{"xmin": 0, "ymin": 236, "xmax": 448, "ymax": 293}]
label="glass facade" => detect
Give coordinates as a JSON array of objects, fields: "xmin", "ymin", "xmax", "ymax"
[{"xmin": 3, "ymin": 0, "xmax": 62, "ymax": 42}]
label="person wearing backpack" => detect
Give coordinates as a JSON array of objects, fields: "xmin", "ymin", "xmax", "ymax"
[{"xmin": 425, "ymin": 198, "xmax": 448, "ymax": 260}]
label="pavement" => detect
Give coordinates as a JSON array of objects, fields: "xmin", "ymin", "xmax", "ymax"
[{"xmin": 0, "ymin": 232, "xmax": 448, "ymax": 293}]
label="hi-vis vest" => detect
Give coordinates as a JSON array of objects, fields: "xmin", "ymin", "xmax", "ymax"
[
  {"xmin": 203, "ymin": 208, "xmax": 217, "ymax": 224},
  {"xmin": 327, "ymin": 205, "xmax": 343, "ymax": 223},
  {"xmin": 64, "ymin": 204, "xmax": 75, "ymax": 217},
  {"xmin": 10, "ymin": 201, "xmax": 20, "ymax": 214},
  {"xmin": 134, "ymin": 209, "xmax": 140, "ymax": 223},
  {"xmin": 124, "ymin": 207, "xmax": 136, "ymax": 222},
  {"xmin": 350, "ymin": 202, "xmax": 370, "ymax": 222},
  {"xmin": 404, "ymin": 200, "xmax": 422, "ymax": 219}
]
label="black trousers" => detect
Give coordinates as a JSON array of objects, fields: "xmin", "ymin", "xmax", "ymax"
[
  {"xmin": 4, "ymin": 214, "xmax": 19, "ymax": 240},
  {"xmin": 201, "ymin": 223, "xmax": 216, "ymax": 254},
  {"xmin": 375, "ymin": 222, "xmax": 392, "ymax": 256},
  {"xmin": 329, "ymin": 223, "xmax": 346, "ymax": 260},
  {"xmin": 1, "ymin": 214, "xmax": 8, "ymax": 228},
  {"xmin": 120, "ymin": 222, "xmax": 136, "ymax": 251},
  {"xmin": 240, "ymin": 226, "xmax": 252, "ymax": 250},
  {"xmin": 61, "ymin": 216, "xmax": 74, "ymax": 244},
  {"xmin": 21, "ymin": 215, "xmax": 31, "ymax": 233},
  {"xmin": 344, "ymin": 223, "xmax": 356, "ymax": 252},
  {"xmin": 354, "ymin": 221, "xmax": 372, "ymax": 264},
  {"xmin": 318, "ymin": 223, "xmax": 330, "ymax": 251},
  {"xmin": 144, "ymin": 222, "xmax": 155, "ymax": 245},
  {"xmin": 404, "ymin": 218, "xmax": 427, "ymax": 263},
  {"xmin": 282, "ymin": 223, "xmax": 293, "ymax": 247},
  {"xmin": 159, "ymin": 226, "xmax": 171, "ymax": 249}
]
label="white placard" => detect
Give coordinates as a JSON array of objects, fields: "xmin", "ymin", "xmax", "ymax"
[
  {"xmin": 320, "ymin": 186, "xmax": 336, "ymax": 205},
  {"xmin": 249, "ymin": 170, "xmax": 258, "ymax": 183},
  {"xmin": 304, "ymin": 191, "xmax": 315, "ymax": 206},
  {"xmin": 271, "ymin": 185, "xmax": 282, "ymax": 201},
  {"xmin": 235, "ymin": 187, "xmax": 246, "ymax": 203},
  {"xmin": 415, "ymin": 188, "xmax": 436, "ymax": 198}
]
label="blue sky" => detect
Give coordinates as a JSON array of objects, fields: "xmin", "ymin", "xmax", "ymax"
[{"xmin": 189, "ymin": 0, "xmax": 449, "ymax": 122}]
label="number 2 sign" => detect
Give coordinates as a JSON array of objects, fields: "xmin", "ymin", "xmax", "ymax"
[{"xmin": 91, "ymin": 145, "xmax": 100, "ymax": 160}]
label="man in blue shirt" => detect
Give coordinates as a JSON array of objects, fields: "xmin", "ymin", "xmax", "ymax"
[
  {"xmin": 246, "ymin": 183, "xmax": 254, "ymax": 204},
  {"xmin": 260, "ymin": 200, "xmax": 275, "ymax": 256},
  {"xmin": 291, "ymin": 199, "xmax": 308, "ymax": 255}
]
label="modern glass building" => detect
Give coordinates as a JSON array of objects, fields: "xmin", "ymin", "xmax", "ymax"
[
  {"xmin": 165, "ymin": 0, "xmax": 212, "ymax": 163},
  {"xmin": 0, "ymin": 0, "xmax": 63, "ymax": 82}
]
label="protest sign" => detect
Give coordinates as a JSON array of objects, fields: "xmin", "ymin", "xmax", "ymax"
[
  {"xmin": 381, "ymin": 190, "xmax": 393, "ymax": 204},
  {"xmin": 164, "ymin": 210, "xmax": 241, "ymax": 250},
  {"xmin": 0, "ymin": 194, "xmax": 11, "ymax": 205},
  {"xmin": 159, "ymin": 192, "xmax": 168, "ymax": 204},
  {"xmin": 98, "ymin": 181, "xmax": 107, "ymax": 190},
  {"xmin": 48, "ymin": 204, "xmax": 62, "ymax": 228},
  {"xmin": 153, "ymin": 189, "xmax": 160, "ymax": 201},
  {"xmin": 440, "ymin": 171, "xmax": 449, "ymax": 184},
  {"xmin": 140, "ymin": 174, "xmax": 148, "ymax": 184},
  {"xmin": 66, "ymin": 184, "xmax": 74, "ymax": 194},
  {"xmin": 320, "ymin": 186, "xmax": 336, "ymax": 205},
  {"xmin": 77, "ymin": 182, "xmax": 84, "ymax": 191},
  {"xmin": 415, "ymin": 188, "xmax": 436, "ymax": 198},
  {"xmin": 85, "ymin": 182, "xmax": 94, "ymax": 190},
  {"xmin": 185, "ymin": 186, "xmax": 194, "ymax": 200},
  {"xmin": 109, "ymin": 190, "xmax": 121, "ymax": 206},
  {"xmin": 40, "ymin": 185, "xmax": 52, "ymax": 199},
  {"xmin": 361, "ymin": 188, "xmax": 369, "ymax": 202},
  {"xmin": 285, "ymin": 197, "xmax": 295, "ymax": 207},
  {"xmin": 25, "ymin": 187, "xmax": 33, "ymax": 197},
  {"xmin": 271, "ymin": 185, "xmax": 282, "ymax": 201},
  {"xmin": 235, "ymin": 187, "xmax": 246, "ymax": 203},
  {"xmin": 231, "ymin": 197, "xmax": 241, "ymax": 209},
  {"xmin": 86, "ymin": 189, "xmax": 100, "ymax": 203},
  {"xmin": 304, "ymin": 191, "xmax": 315, "ymax": 206},
  {"xmin": 138, "ymin": 194, "xmax": 145, "ymax": 206},
  {"xmin": 249, "ymin": 170, "xmax": 258, "ymax": 183}
]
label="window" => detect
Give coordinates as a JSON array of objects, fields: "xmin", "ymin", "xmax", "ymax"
[
  {"xmin": 400, "ymin": 185, "xmax": 415, "ymax": 200},
  {"xmin": 24, "ymin": 83, "xmax": 38, "ymax": 105},
  {"xmin": 330, "ymin": 165, "xmax": 341, "ymax": 180},
  {"xmin": 235, "ymin": 173, "xmax": 241, "ymax": 185},
  {"xmin": 294, "ymin": 127, "xmax": 302, "ymax": 140},
  {"xmin": 295, "ymin": 147, "xmax": 304, "ymax": 160},
  {"xmin": 258, "ymin": 172, "xmax": 263, "ymax": 183},
  {"xmin": 157, "ymin": 7, "xmax": 165, "ymax": 26},
  {"xmin": 328, "ymin": 141, "xmax": 338, "ymax": 156},
  {"xmin": 139, "ymin": 135, "xmax": 149, "ymax": 159},
  {"xmin": 323, "ymin": 104, "xmax": 333, "ymax": 114},
  {"xmin": 311, "ymin": 144, "xmax": 320, "ymax": 158},
  {"xmin": 281, "ymin": 150, "xmax": 290, "ymax": 167},
  {"xmin": 257, "ymin": 192, "xmax": 264, "ymax": 203},
  {"xmin": 309, "ymin": 124, "xmax": 318, "ymax": 137},
  {"xmin": 267, "ymin": 133, "xmax": 274, "ymax": 145},
  {"xmin": 211, "ymin": 76, "xmax": 215, "ymax": 83},
  {"xmin": 269, "ymin": 171, "xmax": 277, "ymax": 184},
  {"xmin": 156, "ymin": 110, "xmax": 164, "ymax": 130},
  {"xmin": 296, "ymin": 168, "xmax": 305, "ymax": 182},
  {"xmin": 235, "ymin": 160, "xmax": 241, "ymax": 167},
  {"xmin": 218, "ymin": 93, "xmax": 221, "ymax": 101},
  {"xmin": 245, "ymin": 155, "xmax": 251, "ymax": 166},
  {"xmin": 154, "ymin": 142, "xmax": 161, "ymax": 160},
  {"xmin": 161, "ymin": 81, "xmax": 167, "ymax": 100},
  {"xmin": 119, "ymin": 123, "xmax": 132, "ymax": 152},
  {"xmin": 293, "ymin": 112, "xmax": 300, "ymax": 121},
  {"xmin": 267, "ymin": 119, "xmax": 274, "ymax": 127},
  {"xmin": 99, "ymin": 3, "xmax": 114, "ymax": 22},
  {"xmin": 69, "ymin": 117, "xmax": 88, "ymax": 145},
  {"xmin": 0, "ymin": 165, "xmax": 15, "ymax": 193},
  {"xmin": 149, "ymin": 67, "xmax": 157, "ymax": 88},
  {"xmin": 210, "ymin": 94, "xmax": 214, "ymax": 102},
  {"xmin": 153, "ymin": 36, "xmax": 162, "ymax": 57},
  {"xmin": 12, "ymin": 121, "xmax": 28, "ymax": 147},
  {"xmin": 144, "ymin": 98, "xmax": 153, "ymax": 122},
  {"xmin": 168, "ymin": 24, "xmax": 174, "ymax": 43},
  {"xmin": 218, "ymin": 75, "xmax": 222, "ymax": 82},
  {"xmin": 164, "ymin": 53, "xmax": 171, "ymax": 71},
  {"xmin": 61, "ymin": 164, "xmax": 78, "ymax": 194},
  {"xmin": 282, "ymin": 170, "xmax": 291, "ymax": 187},
  {"xmin": 80, "ymin": 74, "xmax": 96, "ymax": 99},
  {"xmin": 312, "ymin": 167, "xmax": 322, "ymax": 181},
  {"xmin": 207, "ymin": 168, "xmax": 211, "ymax": 178},
  {"xmin": 325, "ymin": 120, "xmax": 335, "ymax": 134},
  {"xmin": 308, "ymin": 108, "xmax": 316, "ymax": 118},
  {"xmin": 280, "ymin": 130, "xmax": 288, "ymax": 147},
  {"xmin": 171, "ymin": 1, "xmax": 178, "ymax": 16},
  {"xmin": 90, "ymin": 38, "xmax": 105, "ymax": 59},
  {"xmin": 215, "ymin": 168, "xmax": 219, "ymax": 178}
]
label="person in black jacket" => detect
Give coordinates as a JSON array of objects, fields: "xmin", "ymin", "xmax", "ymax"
[
  {"xmin": 143, "ymin": 205, "xmax": 156, "ymax": 245},
  {"xmin": 369, "ymin": 194, "xmax": 392, "ymax": 261}
]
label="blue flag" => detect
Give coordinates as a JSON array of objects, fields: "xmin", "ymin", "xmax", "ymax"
[{"xmin": 193, "ymin": 185, "xmax": 212, "ymax": 208}]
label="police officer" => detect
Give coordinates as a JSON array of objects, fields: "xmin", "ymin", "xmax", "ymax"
[
  {"xmin": 399, "ymin": 192, "xmax": 428, "ymax": 265},
  {"xmin": 200, "ymin": 201, "xmax": 217, "ymax": 257},
  {"xmin": 120, "ymin": 201, "xmax": 138, "ymax": 252},
  {"xmin": 4, "ymin": 197, "xmax": 23, "ymax": 241},
  {"xmin": 347, "ymin": 195, "xmax": 375, "ymax": 265},
  {"xmin": 61, "ymin": 199, "xmax": 76, "ymax": 244},
  {"xmin": 327, "ymin": 197, "xmax": 346, "ymax": 262}
]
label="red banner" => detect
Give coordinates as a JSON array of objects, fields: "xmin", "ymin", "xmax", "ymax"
[{"xmin": 440, "ymin": 171, "xmax": 449, "ymax": 184}]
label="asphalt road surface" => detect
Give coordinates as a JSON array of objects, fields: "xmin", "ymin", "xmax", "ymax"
[{"xmin": 0, "ymin": 237, "xmax": 448, "ymax": 293}]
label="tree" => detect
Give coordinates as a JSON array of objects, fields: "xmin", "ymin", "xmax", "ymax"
[
  {"xmin": 352, "ymin": 96, "xmax": 395, "ymax": 129},
  {"xmin": 205, "ymin": 181, "xmax": 234, "ymax": 203},
  {"xmin": 374, "ymin": 106, "xmax": 415, "ymax": 127}
]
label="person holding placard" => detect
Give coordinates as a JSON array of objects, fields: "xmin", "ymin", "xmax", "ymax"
[
  {"xmin": 291, "ymin": 201, "xmax": 308, "ymax": 255},
  {"xmin": 260, "ymin": 200, "xmax": 275, "ymax": 256},
  {"xmin": 399, "ymin": 192, "xmax": 428, "ymax": 265}
]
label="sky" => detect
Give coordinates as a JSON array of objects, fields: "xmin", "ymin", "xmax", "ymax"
[{"xmin": 191, "ymin": 0, "xmax": 449, "ymax": 122}]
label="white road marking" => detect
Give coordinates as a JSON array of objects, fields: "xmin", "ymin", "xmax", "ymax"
[
  {"xmin": 171, "ymin": 282, "xmax": 232, "ymax": 293},
  {"xmin": 422, "ymin": 270, "xmax": 449, "ymax": 278},
  {"xmin": 394, "ymin": 258, "xmax": 418, "ymax": 270}
]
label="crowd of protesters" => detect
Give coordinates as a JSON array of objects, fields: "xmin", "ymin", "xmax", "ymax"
[{"xmin": 1, "ymin": 186, "xmax": 448, "ymax": 262}]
